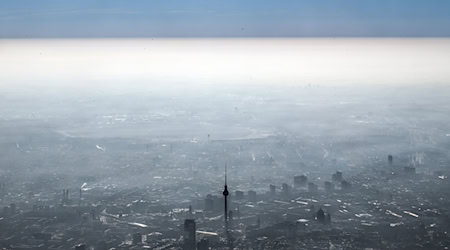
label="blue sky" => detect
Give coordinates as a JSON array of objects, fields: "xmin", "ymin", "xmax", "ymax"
[{"xmin": 1, "ymin": 0, "xmax": 450, "ymax": 37}]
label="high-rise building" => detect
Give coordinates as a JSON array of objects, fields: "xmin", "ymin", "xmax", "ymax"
[
  {"xmin": 294, "ymin": 175, "xmax": 308, "ymax": 188},
  {"xmin": 183, "ymin": 219, "xmax": 196, "ymax": 250},
  {"xmin": 282, "ymin": 183, "xmax": 291, "ymax": 197},
  {"xmin": 235, "ymin": 190, "xmax": 244, "ymax": 200},
  {"xmin": 269, "ymin": 184, "xmax": 276, "ymax": 196},
  {"xmin": 248, "ymin": 190, "xmax": 257, "ymax": 202},
  {"xmin": 332, "ymin": 171, "xmax": 343, "ymax": 182},
  {"xmin": 388, "ymin": 155, "xmax": 393, "ymax": 166}
]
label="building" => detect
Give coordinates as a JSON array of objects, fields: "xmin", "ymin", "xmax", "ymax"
[
  {"xmin": 235, "ymin": 190, "xmax": 244, "ymax": 200},
  {"xmin": 332, "ymin": 171, "xmax": 343, "ymax": 182},
  {"xmin": 294, "ymin": 175, "xmax": 308, "ymax": 188},
  {"xmin": 183, "ymin": 219, "xmax": 196, "ymax": 250},
  {"xmin": 269, "ymin": 185, "xmax": 276, "ymax": 196},
  {"xmin": 282, "ymin": 183, "xmax": 291, "ymax": 197},
  {"xmin": 248, "ymin": 190, "xmax": 257, "ymax": 202}
]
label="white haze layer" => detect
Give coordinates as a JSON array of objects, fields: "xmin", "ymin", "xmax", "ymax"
[{"xmin": 0, "ymin": 38, "xmax": 449, "ymax": 88}]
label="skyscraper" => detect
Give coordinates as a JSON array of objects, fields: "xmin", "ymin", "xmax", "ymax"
[{"xmin": 183, "ymin": 219, "xmax": 196, "ymax": 250}]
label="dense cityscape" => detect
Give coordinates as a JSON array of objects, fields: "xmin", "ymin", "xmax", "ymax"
[{"xmin": 1, "ymin": 85, "xmax": 449, "ymax": 249}]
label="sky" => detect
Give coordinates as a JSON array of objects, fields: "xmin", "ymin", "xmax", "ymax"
[
  {"xmin": 2, "ymin": 38, "xmax": 450, "ymax": 88},
  {"xmin": 1, "ymin": 0, "xmax": 450, "ymax": 37}
]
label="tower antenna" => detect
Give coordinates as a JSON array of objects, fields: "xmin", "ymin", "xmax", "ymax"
[{"xmin": 225, "ymin": 163, "xmax": 227, "ymax": 185}]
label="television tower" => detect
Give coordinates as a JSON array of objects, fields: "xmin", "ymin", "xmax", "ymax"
[{"xmin": 223, "ymin": 163, "xmax": 229, "ymax": 233}]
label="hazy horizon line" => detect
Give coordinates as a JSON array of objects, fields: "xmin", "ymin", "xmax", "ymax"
[{"xmin": 2, "ymin": 36, "xmax": 450, "ymax": 40}]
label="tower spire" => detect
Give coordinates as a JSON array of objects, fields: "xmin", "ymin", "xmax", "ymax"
[{"xmin": 225, "ymin": 163, "xmax": 227, "ymax": 185}]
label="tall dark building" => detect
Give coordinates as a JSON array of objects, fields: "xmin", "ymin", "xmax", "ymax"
[
  {"xmin": 388, "ymin": 155, "xmax": 393, "ymax": 166},
  {"xmin": 183, "ymin": 219, "xmax": 196, "ymax": 250}
]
